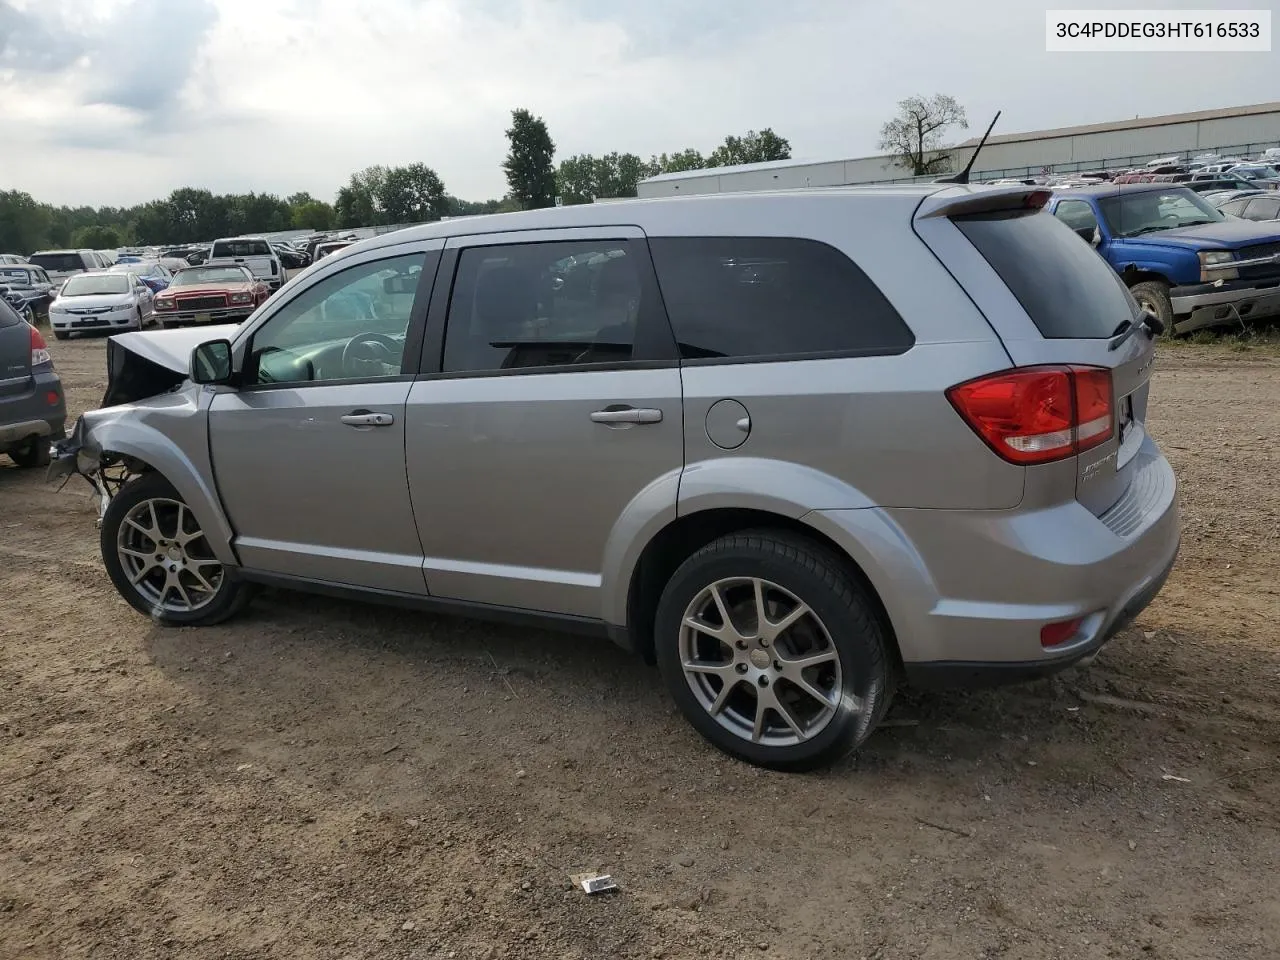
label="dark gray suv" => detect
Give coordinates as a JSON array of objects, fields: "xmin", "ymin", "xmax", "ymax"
[
  {"xmin": 0, "ymin": 301, "xmax": 66, "ymax": 467},
  {"xmin": 51, "ymin": 185, "xmax": 1180, "ymax": 769}
]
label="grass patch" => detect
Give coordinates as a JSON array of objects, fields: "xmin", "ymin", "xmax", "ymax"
[{"xmin": 1162, "ymin": 322, "xmax": 1280, "ymax": 354}]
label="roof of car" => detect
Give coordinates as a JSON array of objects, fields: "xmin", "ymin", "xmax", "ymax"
[{"xmin": 330, "ymin": 184, "xmax": 1007, "ymax": 266}]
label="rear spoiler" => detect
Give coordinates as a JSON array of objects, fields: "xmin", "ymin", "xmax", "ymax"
[{"xmin": 914, "ymin": 186, "xmax": 1052, "ymax": 220}]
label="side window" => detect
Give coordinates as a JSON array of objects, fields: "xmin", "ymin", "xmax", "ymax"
[
  {"xmin": 247, "ymin": 252, "xmax": 426, "ymax": 386},
  {"xmin": 1053, "ymin": 200, "xmax": 1099, "ymax": 239},
  {"xmin": 1219, "ymin": 200, "xmax": 1248, "ymax": 217},
  {"xmin": 647, "ymin": 236, "xmax": 913, "ymax": 361},
  {"xmin": 442, "ymin": 240, "xmax": 652, "ymax": 373},
  {"xmin": 1244, "ymin": 197, "xmax": 1280, "ymax": 221}
]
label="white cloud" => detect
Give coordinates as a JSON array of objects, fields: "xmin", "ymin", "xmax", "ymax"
[{"xmin": 0, "ymin": 0, "xmax": 1277, "ymax": 208}]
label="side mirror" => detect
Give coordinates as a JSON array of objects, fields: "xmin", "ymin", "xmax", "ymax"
[{"xmin": 191, "ymin": 339, "xmax": 234, "ymax": 385}]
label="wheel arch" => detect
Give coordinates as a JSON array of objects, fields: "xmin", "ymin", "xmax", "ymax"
[
  {"xmin": 622, "ymin": 507, "xmax": 902, "ymax": 674},
  {"xmin": 1118, "ymin": 265, "xmax": 1172, "ymax": 288},
  {"xmin": 83, "ymin": 417, "xmax": 237, "ymax": 565}
]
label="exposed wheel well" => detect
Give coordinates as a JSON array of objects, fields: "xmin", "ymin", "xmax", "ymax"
[
  {"xmin": 625, "ymin": 508, "xmax": 901, "ymax": 672},
  {"xmin": 1119, "ymin": 267, "xmax": 1170, "ymax": 288}
]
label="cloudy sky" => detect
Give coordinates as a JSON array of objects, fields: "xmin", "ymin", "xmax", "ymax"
[{"xmin": 1, "ymin": 0, "xmax": 1276, "ymax": 208}]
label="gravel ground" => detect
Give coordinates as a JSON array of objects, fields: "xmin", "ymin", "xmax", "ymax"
[{"xmin": 2, "ymin": 334, "xmax": 1278, "ymax": 960}]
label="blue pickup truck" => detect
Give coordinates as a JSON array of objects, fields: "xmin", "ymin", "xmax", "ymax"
[{"xmin": 1048, "ymin": 183, "xmax": 1280, "ymax": 335}]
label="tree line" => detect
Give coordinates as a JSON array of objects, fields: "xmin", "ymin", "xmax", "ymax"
[
  {"xmin": 0, "ymin": 107, "xmax": 793, "ymax": 254},
  {"xmin": 1, "ymin": 94, "xmax": 973, "ymax": 254}
]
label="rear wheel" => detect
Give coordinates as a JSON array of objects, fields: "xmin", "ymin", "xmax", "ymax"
[
  {"xmin": 1129, "ymin": 280, "xmax": 1174, "ymax": 335},
  {"xmin": 8, "ymin": 437, "xmax": 50, "ymax": 468},
  {"xmin": 20, "ymin": 303, "xmax": 36, "ymax": 325},
  {"xmin": 654, "ymin": 531, "xmax": 893, "ymax": 771},
  {"xmin": 101, "ymin": 472, "xmax": 251, "ymax": 625}
]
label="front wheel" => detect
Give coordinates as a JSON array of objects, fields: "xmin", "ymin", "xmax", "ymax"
[
  {"xmin": 1129, "ymin": 280, "xmax": 1174, "ymax": 335},
  {"xmin": 654, "ymin": 531, "xmax": 893, "ymax": 771},
  {"xmin": 20, "ymin": 303, "xmax": 36, "ymax": 325},
  {"xmin": 53, "ymin": 330, "xmax": 69, "ymax": 340},
  {"xmin": 100, "ymin": 472, "xmax": 251, "ymax": 625}
]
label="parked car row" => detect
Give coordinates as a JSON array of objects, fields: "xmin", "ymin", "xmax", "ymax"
[{"xmin": 983, "ymin": 149, "xmax": 1280, "ymax": 194}]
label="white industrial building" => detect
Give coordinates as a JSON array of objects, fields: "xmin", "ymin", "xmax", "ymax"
[{"xmin": 635, "ymin": 101, "xmax": 1280, "ymax": 198}]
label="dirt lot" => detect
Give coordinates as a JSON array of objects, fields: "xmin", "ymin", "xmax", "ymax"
[{"xmin": 2, "ymin": 335, "xmax": 1279, "ymax": 960}]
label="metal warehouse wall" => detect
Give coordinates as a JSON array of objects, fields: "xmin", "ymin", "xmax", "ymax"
[{"xmin": 635, "ymin": 106, "xmax": 1280, "ymax": 197}]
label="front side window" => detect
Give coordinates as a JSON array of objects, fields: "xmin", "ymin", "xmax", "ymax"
[
  {"xmin": 1243, "ymin": 197, "xmax": 1280, "ymax": 221},
  {"xmin": 1097, "ymin": 188, "xmax": 1224, "ymax": 238},
  {"xmin": 442, "ymin": 240, "xmax": 648, "ymax": 373},
  {"xmin": 647, "ymin": 236, "xmax": 913, "ymax": 361},
  {"xmin": 248, "ymin": 253, "xmax": 425, "ymax": 385}
]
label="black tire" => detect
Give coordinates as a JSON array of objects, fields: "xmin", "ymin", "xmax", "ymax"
[
  {"xmin": 654, "ymin": 530, "xmax": 893, "ymax": 771},
  {"xmin": 100, "ymin": 472, "xmax": 252, "ymax": 626},
  {"xmin": 20, "ymin": 304, "xmax": 36, "ymax": 326},
  {"xmin": 158, "ymin": 319, "xmax": 171, "ymax": 330},
  {"xmin": 135, "ymin": 308, "xmax": 144, "ymax": 331},
  {"xmin": 8, "ymin": 437, "xmax": 50, "ymax": 468},
  {"xmin": 53, "ymin": 330, "xmax": 69, "ymax": 340},
  {"xmin": 1129, "ymin": 280, "xmax": 1174, "ymax": 335}
]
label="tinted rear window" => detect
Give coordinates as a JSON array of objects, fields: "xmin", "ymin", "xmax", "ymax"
[
  {"xmin": 212, "ymin": 240, "xmax": 271, "ymax": 257},
  {"xmin": 953, "ymin": 210, "xmax": 1137, "ymax": 339},
  {"xmin": 28, "ymin": 253, "xmax": 85, "ymax": 272},
  {"xmin": 648, "ymin": 237, "xmax": 913, "ymax": 360}
]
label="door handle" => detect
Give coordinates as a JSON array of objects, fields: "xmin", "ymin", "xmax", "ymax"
[
  {"xmin": 341, "ymin": 411, "xmax": 394, "ymax": 427},
  {"xmin": 590, "ymin": 407, "xmax": 663, "ymax": 425}
]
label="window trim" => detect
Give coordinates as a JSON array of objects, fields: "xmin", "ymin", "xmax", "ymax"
[
  {"xmin": 646, "ymin": 234, "xmax": 916, "ymax": 366},
  {"xmin": 235, "ymin": 247, "xmax": 440, "ymax": 392},
  {"xmin": 422, "ymin": 231, "xmax": 678, "ymax": 379}
]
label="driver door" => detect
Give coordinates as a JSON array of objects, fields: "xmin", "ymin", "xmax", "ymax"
[{"xmin": 208, "ymin": 245, "xmax": 439, "ymax": 594}]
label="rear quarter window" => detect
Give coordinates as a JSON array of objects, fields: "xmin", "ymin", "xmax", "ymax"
[
  {"xmin": 647, "ymin": 236, "xmax": 913, "ymax": 361},
  {"xmin": 953, "ymin": 210, "xmax": 1138, "ymax": 339}
]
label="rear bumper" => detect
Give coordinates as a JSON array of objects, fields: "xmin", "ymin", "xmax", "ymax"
[
  {"xmin": 0, "ymin": 372, "xmax": 66, "ymax": 449},
  {"xmin": 1170, "ymin": 280, "xmax": 1280, "ymax": 334},
  {"xmin": 808, "ymin": 437, "xmax": 1180, "ymax": 689}
]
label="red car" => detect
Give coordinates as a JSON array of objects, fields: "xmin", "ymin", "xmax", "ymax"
[{"xmin": 152, "ymin": 265, "xmax": 271, "ymax": 328}]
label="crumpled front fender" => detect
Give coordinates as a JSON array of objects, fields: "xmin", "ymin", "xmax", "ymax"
[{"xmin": 53, "ymin": 388, "xmax": 238, "ymax": 566}]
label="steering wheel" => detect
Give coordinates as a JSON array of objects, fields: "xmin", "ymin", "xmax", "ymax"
[{"xmin": 341, "ymin": 332, "xmax": 401, "ymax": 378}]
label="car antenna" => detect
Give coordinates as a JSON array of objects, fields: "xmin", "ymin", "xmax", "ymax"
[{"xmin": 936, "ymin": 110, "xmax": 1001, "ymax": 185}]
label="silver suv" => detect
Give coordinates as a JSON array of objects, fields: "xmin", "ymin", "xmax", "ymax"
[{"xmin": 51, "ymin": 186, "xmax": 1180, "ymax": 770}]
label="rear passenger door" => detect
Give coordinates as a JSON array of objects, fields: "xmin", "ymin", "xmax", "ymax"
[{"xmin": 405, "ymin": 227, "xmax": 683, "ymax": 619}]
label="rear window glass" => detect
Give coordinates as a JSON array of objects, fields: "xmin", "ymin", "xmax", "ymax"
[
  {"xmin": 953, "ymin": 210, "xmax": 1138, "ymax": 339},
  {"xmin": 28, "ymin": 253, "xmax": 85, "ymax": 272},
  {"xmin": 212, "ymin": 240, "xmax": 271, "ymax": 257},
  {"xmin": 0, "ymin": 300, "xmax": 19, "ymax": 328},
  {"xmin": 647, "ymin": 237, "xmax": 913, "ymax": 360}
]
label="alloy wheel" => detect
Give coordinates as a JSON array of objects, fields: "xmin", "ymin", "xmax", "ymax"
[
  {"xmin": 678, "ymin": 577, "xmax": 850, "ymax": 747},
  {"xmin": 116, "ymin": 497, "xmax": 223, "ymax": 613}
]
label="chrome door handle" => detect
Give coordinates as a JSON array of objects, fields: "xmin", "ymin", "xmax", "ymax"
[
  {"xmin": 340, "ymin": 411, "xmax": 394, "ymax": 427},
  {"xmin": 590, "ymin": 407, "xmax": 663, "ymax": 425}
]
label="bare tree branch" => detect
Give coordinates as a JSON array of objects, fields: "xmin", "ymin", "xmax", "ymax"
[{"xmin": 879, "ymin": 94, "xmax": 969, "ymax": 177}]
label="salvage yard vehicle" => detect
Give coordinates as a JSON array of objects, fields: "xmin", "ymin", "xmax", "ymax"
[
  {"xmin": 206, "ymin": 237, "xmax": 285, "ymax": 291},
  {"xmin": 50, "ymin": 185, "xmax": 1180, "ymax": 770},
  {"xmin": 0, "ymin": 263, "xmax": 57, "ymax": 324},
  {"xmin": 27, "ymin": 249, "xmax": 106, "ymax": 286},
  {"xmin": 153, "ymin": 265, "xmax": 271, "ymax": 328},
  {"xmin": 47, "ymin": 271, "xmax": 155, "ymax": 339},
  {"xmin": 1050, "ymin": 183, "xmax": 1280, "ymax": 335},
  {"xmin": 1217, "ymin": 192, "xmax": 1280, "ymax": 223},
  {"xmin": 0, "ymin": 299, "xmax": 65, "ymax": 467}
]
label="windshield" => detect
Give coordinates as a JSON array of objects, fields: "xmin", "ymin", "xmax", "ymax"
[
  {"xmin": 172, "ymin": 267, "xmax": 252, "ymax": 286},
  {"xmin": 212, "ymin": 240, "xmax": 271, "ymax": 257},
  {"xmin": 1233, "ymin": 167, "xmax": 1280, "ymax": 181},
  {"xmin": 61, "ymin": 274, "xmax": 130, "ymax": 296},
  {"xmin": 109, "ymin": 262, "xmax": 163, "ymax": 278},
  {"xmin": 1097, "ymin": 188, "xmax": 1225, "ymax": 238},
  {"xmin": 0, "ymin": 268, "xmax": 37, "ymax": 285},
  {"xmin": 28, "ymin": 253, "xmax": 84, "ymax": 272}
]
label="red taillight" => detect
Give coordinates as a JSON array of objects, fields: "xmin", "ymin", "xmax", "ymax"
[
  {"xmin": 1040, "ymin": 617, "xmax": 1084, "ymax": 648},
  {"xmin": 46, "ymin": 391, "xmax": 60, "ymax": 406},
  {"xmin": 29, "ymin": 325, "xmax": 51, "ymax": 367},
  {"xmin": 947, "ymin": 365, "xmax": 1114, "ymax": 465}
]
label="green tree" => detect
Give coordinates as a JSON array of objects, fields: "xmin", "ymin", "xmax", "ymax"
[
  {"xmin": 706, "ymin": 129, "xmax": 792, "ymax": 167},
  {"xmin": 502, "ymin": 108, "xmax": 556, "ymax": 210},
  {"xmin": 292, "ymin": 199, "xmax": 334, "ymax": 230},
  {"xmin": 71, "ymin": 224, "xmax": 121, "ymax": 249},
  {"xmin": 878, "ymin": 94, "xmax": 967, "ymax": 176},
  {"xmin": 378, "ymin": 163, "xmax": 448, "ymax": 223},
  {"xmin": 557, "ymin": 152, "xmax": 648, "ymax": 204},
  {"xmin": 644, "ymin": 148, "xmax": 706, "ymax": 177},
  {"xmin": 445, "ymin": 196, "xmax": 504, "ymax": 217},
  {"xmin": 333, "ymin": 166, "xmax": 387, "ymax": 227},
  {"xmin": 0, "ymin": 190, "xmax": 53, "ymax": 254}
]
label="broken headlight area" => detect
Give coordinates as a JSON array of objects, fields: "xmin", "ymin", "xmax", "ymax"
[{"xmin": 47, "ymin": 419, "xmax": 140, "ymax": 525}]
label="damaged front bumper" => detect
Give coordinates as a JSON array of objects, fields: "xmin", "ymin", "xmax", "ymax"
[{"xmin": 48, "ymin": 418, "xmax": 115, "ymax": 524}]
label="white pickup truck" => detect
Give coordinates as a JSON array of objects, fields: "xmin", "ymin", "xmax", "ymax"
[{"xmin": 205, "ymin": 237, "xmax": 285, "ymax": 291}]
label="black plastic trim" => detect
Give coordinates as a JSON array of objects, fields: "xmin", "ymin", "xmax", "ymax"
[{"xmin": 676, "ymin": 344, "xmax": 914, "ymax": 368}]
